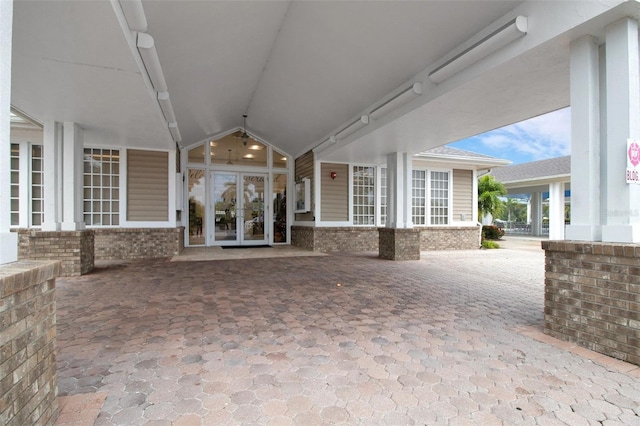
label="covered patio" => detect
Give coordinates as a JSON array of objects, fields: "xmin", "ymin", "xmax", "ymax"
[{"xmin": 55, "ymin": 241, "xmax": 640, "ymax": 425}]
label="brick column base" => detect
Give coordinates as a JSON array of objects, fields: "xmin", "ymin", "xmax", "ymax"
[
  {"xmin": 17, "ymin": 230, "xmax": 94, "ymax": 276},
  {"xmin": 0, "ymin": 260, "xmax": 60, "ymax": 425},
  {"xmin": 378, "ymin": 228, "xmax": 421, "ymax": 260},
  {"xmin": 543, "ymin": 240, "xmax": 640, "ymax": 366}
]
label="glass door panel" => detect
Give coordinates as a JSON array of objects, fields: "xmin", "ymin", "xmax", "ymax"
[
  {"xmin": 273, "ymin": 174, "xmax": 287, "ymax": 243},
  {"xmin": 241, "ymin": 173, "xmax": 267, "ymax": 244},
  {"xmin": 188, "ymin": 169, "xmax": 206, "ymax": 246},
  {"xmin": 212, "ymin": 172, "xmax": 238, "ymax": 243}
]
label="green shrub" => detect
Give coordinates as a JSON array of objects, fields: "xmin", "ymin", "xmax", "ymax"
[
  {"xmin": 481, "ymin": 240, "xmax": 500, "ymax": 249},
  {"xmin": 482, "ymin": 225, "xmax": 505, "ymax": 240}
]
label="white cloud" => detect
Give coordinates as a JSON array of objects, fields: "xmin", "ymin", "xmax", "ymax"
[{"xmin": 475, "ymin": 108, "xmax": 571, "ymax": 161}]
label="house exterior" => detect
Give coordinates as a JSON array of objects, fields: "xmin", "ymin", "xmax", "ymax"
[{"xmin": 11, "ymin": 114, "xmax": 509, "ymax": 274}]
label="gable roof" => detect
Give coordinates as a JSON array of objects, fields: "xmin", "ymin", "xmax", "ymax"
[
  {"xmin": 414, "ymin": 145, "xmax": 511, "ymax": 170},
  {"xmin": 491, "ymin": 155, "xmax": 570, "ymax": 183}
]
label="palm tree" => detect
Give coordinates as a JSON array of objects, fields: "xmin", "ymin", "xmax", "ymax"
[{"xmin": 478, "ymin": 174, "xmax": 507, "ymax": 223}]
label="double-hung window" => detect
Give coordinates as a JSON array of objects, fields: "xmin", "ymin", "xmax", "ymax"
[
  {"xmin": 412, "ymin": 170, "xmax": 427, "ymax": 225},
  {"xmin": 10, "ymin": 142, "xmax": 44, "ymax": 228},
  {"xmin": 430, "ymin": 171, "xmax": 450, "ymax": 225},
  {"xmin": 83, "ymin": 149, "xmax": 120, "ymax": 226},
  {"xmin": 411, "ymin": 169, "xmax": 451, "ymax": 225},
  {"xmin": 352, "ymin": 166, "xmax": 376, "ymax": 225}
]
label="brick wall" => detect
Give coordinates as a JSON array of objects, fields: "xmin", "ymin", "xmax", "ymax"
[
  {"xmin": 93, "ymin": 227, "xmax": 184, "ymax": 260},
  {"xmin": 0, "ymin": 260, "xmax": 60, "ymax": 426},
  {"xmin": 418, "ymin": 226, "xmax": 480, "ymax": 250},
  {"xmin": 379, "ymin": 228, "xmax": 421, "ymax": 260},
  {"xmin": 291, "ymin": 226, "xmax": 378, "ymax": 252},
  {"xmin": 17, "ymin": 230, "xmax": 94, "ymax": 276},
  {"xmin": 291, "ymin": 226, "xmax": 315, "ymax": 250},
  {"xmin": 543, "ymin": 240, "xmax": 640, "ymax": 366},
  {"xmin": 292, "ymin": 226, "xmax": 481, "ymax": 254}
]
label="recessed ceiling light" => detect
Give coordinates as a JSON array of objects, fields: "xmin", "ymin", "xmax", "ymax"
[
  {"xmin": 243, "ymin": 154, "xmax": 254, "ymax": 159},
  {"xmin": 249, "ymin": 144, "xmax": 263, "ymax": 150}
]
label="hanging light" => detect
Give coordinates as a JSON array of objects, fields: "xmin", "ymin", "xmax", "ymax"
[
  {"xmin": 241, "ymin": 114, "xmax": 249, "ymax": 146},
  {"xmin": 227, "ymin": 149, "xmax": 233, "ymax": 165}
]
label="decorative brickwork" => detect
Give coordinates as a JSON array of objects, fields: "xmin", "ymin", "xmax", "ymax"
[
  {"xmin": 17, "ymin": 230, "xmax": 94, "ymax": 276},
  {"xmin": 292, "ymin": 225, "xmax": 480, "ymax": 255},
  {"xmin": 0, "ymin": 260, "xmax": 60, "ymax": 426},
  {"xmin": 543, "ymin": 240, "xmax": 640, "ymax": 366},
  {"xmin": 378, "ymin": 228, "xmax": 421, "ymax": 260},
  {"xmin": 291, "ymin": 226, "xmax": 378, "ymax": 252},
  {"xmin": 93, "ymin": 227, "xmax": 184, "ymax": 260},
  {"xmin": 418, "ymin": 226, "xmax": 481, "ymax": 250},
  {"xmin": 291, "ymin": 226, "xmax": 315, "ymax": 250}
]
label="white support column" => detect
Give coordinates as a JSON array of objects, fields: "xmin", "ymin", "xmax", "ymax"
[
  {"xmin": 0, "ymin": 0, "xmax": 17, "ymax": 264},
  {"xmin": 548, "ymin": 182, "xmax": 566, "ymax": 240},
  {"xmin": 386, "ymin": 152, "xmax": 413, "ymax": 228},
  {"xmin": 41, "ymin": 121, "xmax": 63, "ymax": 231},
  {"xmin": 565, "ymin": 35, "xmax": 602, "ymax": 241},
  {"xmin": 602, "ymin": 18, "xmax": 640, "ymax": 243},
  {"xmin": 530, "ymin": 192, "xmax": 542, "ymax": 236},
  {"xmin": 61, "ymin": 122, "xmax": 86, "ymax": 231}
]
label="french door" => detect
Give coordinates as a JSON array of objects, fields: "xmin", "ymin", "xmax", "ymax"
[{"xmin": 211, "ymin": 171, "xmax": 268, "ymax": 246}]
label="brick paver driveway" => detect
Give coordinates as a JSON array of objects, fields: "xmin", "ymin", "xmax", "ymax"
[{"xmin": 55, "ymin": 243, "xmax": 640, "ymax": 425}]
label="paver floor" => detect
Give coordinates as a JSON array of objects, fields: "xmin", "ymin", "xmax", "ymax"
[{"xmin": 54, "ymin": 241, "xmax": 640, "ymax": 425}]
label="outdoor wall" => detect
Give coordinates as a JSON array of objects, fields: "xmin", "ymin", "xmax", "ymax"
[
  {"xmin": 17, "ymin": 230, "xmax": 94, "ymax": 276},
  {"xmin": 543, "ymin": 241, "xmax": 640, "ymax": 366},
  {"xmin": 418, "ymin": 226, "xmax": 480, "ymax": 250},
  {"xmin": 291, "ymin": 226, "xmax": 378, "ymax": 252},
  {"xmin": 293, "ymin": 226, "xmax": 481, "ymax": 253},
  {"xmin": 127, "ymin": 149, "xmax": 169, "ymax": 222},
  {"xmin": 93, "ymin": 227, "xmax": 184, "ymax": 260},
  {"xmin": 320, "ymin": 163, "xmax": 349, "ymax": 221},
  {"xmin": 0, "ymin": 260, "xmax": 60, "ymax": 426},
  {"xmin": 452, "ymin": 169, "xmax": 473, "ymax": 222}
]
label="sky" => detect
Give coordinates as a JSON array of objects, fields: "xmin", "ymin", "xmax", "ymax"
[{"xmin": 447, "ymin": 107, "xmax": 571, "ymax": 165}]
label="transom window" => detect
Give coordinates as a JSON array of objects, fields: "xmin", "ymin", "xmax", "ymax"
[
  {"xmin": 352, "ymin": 166, "xmax": 375, "ymax": 225},
  {"xmin": 83, "ymin": 149, "xmax": 120, "ymax": 226}
]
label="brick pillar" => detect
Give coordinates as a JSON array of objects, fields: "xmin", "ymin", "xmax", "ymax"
[
  {"xmin": 378, "ymin": 227, "xmax": 420, "ymax": 260},
  {"xmin": 0, "ymin": 260, "xmax": 60, "ymax": 425},
  {"xmin": 543, "ymin": 240, "xmax": 640, "ymax": 365},
  {"xmin": 18, "ymin": 230, "xmax": 94, "ymax": 276}
]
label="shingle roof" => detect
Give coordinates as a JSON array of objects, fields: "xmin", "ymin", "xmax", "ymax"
[
  {"xmin": 491, "ymin": 155, "xmax": 570, "ymax": 183},
  {"xmin": 419, "ymin": 145, "xmax": 506, "ymax": 161}
]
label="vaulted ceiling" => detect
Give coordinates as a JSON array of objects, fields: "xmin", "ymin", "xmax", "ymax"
[{"xmin": 10, "ymin": 1, "xmax": 637, "ymax": 164}]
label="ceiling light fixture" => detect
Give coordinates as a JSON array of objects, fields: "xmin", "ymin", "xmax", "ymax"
[
  {"xmin": 118, "ymin": 0, "xmax": 147, "ymax": 32},
  {"xmin": 241, "ymin": 114, "xmax": 249, "ymax": 146},
  {"xmin": 428, "ymin": 16, "xmax": 528, "ymax": 84},
  {"xmin": 312, "ymin": 136, "xmax": 337, "ymax": 153},
  {"xmin": 227, "ymin": 149, "xmax": 233, "ymax": 165},
  {"xmin": 335, "ymin": 115, "xmax": 369, "ymax": 140},
  {"xmin": 168, "ymin": 122, "xmax": 182, "ymax": 143},
  {"xmin": 136, "ymin": 32, "xmax": 168, "ymax": 92},
  {"xmin": 157, "ymin": 91, "xmax": 176, "ymax": 123},
  {"xmin": 369, "ymin": 83, "xmax": 423, "ymax": 121},
  {"xmin": 312, "ymin": 136, "xmax": 338, "ymax": 153}
]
